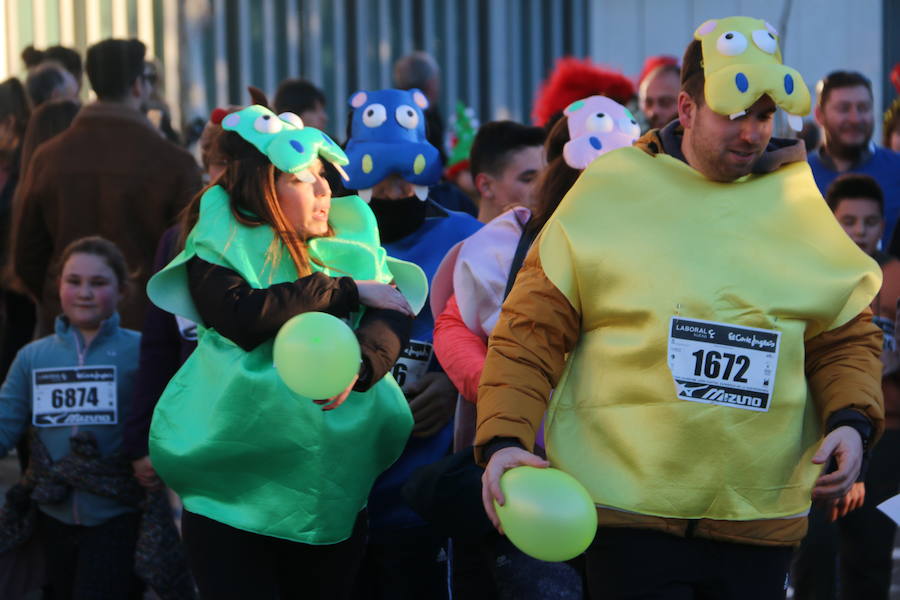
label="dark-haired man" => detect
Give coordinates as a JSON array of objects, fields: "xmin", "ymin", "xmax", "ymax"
[
  {"xmin": 273, "ymin": 78, "xmax": 328, "ymax": 132},
  {"xmin": 14, "ymin": 38, "xmax": 200, "ymax": 334},
  {"xmin": 476, "ymin": 17, "xmax": 883, "ymax": 598},
  {"xmin": 809, "ymin": 71, "xmax": 900, "ymax": 251},
  {"xmin": 639, "ymin": 62, "xmax": 681, "ymax": 132},
  {"xmin": 469, "ymin": 120, "xmax": 545, "ymax": 223}
]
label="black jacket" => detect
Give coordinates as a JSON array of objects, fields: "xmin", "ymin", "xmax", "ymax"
[{"xmin": 185, "ymin": 256, "xmax": 411, "ymax": 393}]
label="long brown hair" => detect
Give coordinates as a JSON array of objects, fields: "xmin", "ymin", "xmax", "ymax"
[
  {"xmin": 178, "ymin": 129, "xmax": 325, "ymax": 277},
  {"xmin": 526, "ymin": 116, "xmax": 581, "ymax": 235}
]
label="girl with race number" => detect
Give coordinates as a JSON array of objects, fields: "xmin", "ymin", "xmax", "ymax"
[{"xmin": 0, "ymin": 236, "xmax": 149, "ymax": 599}]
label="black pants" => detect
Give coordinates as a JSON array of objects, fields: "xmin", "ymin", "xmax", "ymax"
[
  {"xmin": 38, "ymin": 510, "xmax": 143, "ymax": 600},
  {"xmin": 352, "ymin": 525, "xmax": 449, "ymax": 600},
  {"xmin": 792, "ymin": 428, "xmax": 900, "ymax": 600},
  {"xmin": 585, "ymin": 527, "xmax": 793, "ymax": 600},
  {"xmin": 181, "ymin": 509, "xmax": 367, "ymax": 600}
]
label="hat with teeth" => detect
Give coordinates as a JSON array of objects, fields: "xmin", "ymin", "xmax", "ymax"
[
  {"xmin": 218, "ymin": 104, "xmax": 349, "ymax": 178},
  {"xmin": 692, "ymin": 16, "xmax": 811, "ymax": 130},
  {"xmin": 343, "ymin": 88, "xmax": 443, "ymax": 202}
]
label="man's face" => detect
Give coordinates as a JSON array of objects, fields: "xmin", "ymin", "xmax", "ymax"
[
  {"xmin": 680, "ymin": 92, "xmax": 775, "ymax": 182},
  {"xmin": 640, "ymin": 69, "xmax": 680, "ymax": 130},
  {"xmin": 300, "ymin": 102, "xmax": 328, "ymax": 132},
  {"xmin": 833, "ymin": 197, "xmax": 883, "ymax": 255},
  {"xmin": 479, "ymin": 146, "xmax": 544, "ymax": 212},
  {"xmin": 815, "ymin": 85, "xmax": 873, "ymax": 152},
  {"xmin": 372, "ymin": 173, "xmax": 415, "ymax": 200}
]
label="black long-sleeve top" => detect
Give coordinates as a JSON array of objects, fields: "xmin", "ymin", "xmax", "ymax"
[{"xmin": 185, "ymin": 256, "xmax": 411, "ymax": 393}]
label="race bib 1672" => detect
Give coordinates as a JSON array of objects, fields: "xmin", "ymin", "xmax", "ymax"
[{"xmin": 667, "ymin": 317, "xmax": 780, "ymax": 412}]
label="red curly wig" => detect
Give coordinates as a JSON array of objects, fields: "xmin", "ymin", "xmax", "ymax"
[{"xmin": 531, "ymin": 57, "xmax": 636, "ymax": 127}]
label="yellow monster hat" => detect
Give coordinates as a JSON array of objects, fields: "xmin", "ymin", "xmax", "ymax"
[{"xmin": 694, "ymin": 16, "xmax": 810, "ymax": 130}]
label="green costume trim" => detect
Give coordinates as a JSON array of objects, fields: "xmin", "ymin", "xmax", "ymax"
[{"xmin": 147, "ymin": 186, "xmax": 424, "ymax": 543}]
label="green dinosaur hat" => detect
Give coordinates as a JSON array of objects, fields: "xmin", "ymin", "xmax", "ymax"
[{"xmin": 220, "ymin": 105, "xmax": 349, "ymax": 177}]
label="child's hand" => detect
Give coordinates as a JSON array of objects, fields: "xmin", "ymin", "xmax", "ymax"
[
  {"xmin": 828, "ymin": 481, "xmax": 866, "ymax": 522},
  {"xmin": 132, "ymin": 456, "xmax": 162, "ymax": 490}
]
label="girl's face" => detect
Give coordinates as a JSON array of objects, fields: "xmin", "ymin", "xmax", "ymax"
[
  {"xmin": 59, "ymin": 253, "xmax": 123, "ymax": 333},
  {"xmin": 275, "ymin": 158, "xmax": 331, "ymax": 238}
]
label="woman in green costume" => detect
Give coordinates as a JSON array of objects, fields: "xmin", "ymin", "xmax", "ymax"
[{"xmin": 145, "ymin": 104, "xmax": 427, "ymax": 599}]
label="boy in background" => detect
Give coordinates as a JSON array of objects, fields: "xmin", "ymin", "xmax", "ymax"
[
  {"xmin": 793, "ymin": 173, "xmax": 900, "ymax": 599},
  {"xmin": 469, "ymin": 121, "xmax": 545, "ymax": 223}
]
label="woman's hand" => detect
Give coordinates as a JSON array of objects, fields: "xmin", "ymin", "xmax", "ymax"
[
  {"xmin": 355, "ymin": 281, "xmax": 414, "ymax": 316},
  {"xmin": 132, "ymin": 456, "xmax": 162, "ymax": 490},
  {"xmin": 313, "ymin": 374, "xmax": 360, "ymax": 411}
]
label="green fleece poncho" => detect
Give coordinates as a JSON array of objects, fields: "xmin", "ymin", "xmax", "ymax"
[{"xmin": 146, "ymin": 106, "xmax": 426, "ymax": 544}]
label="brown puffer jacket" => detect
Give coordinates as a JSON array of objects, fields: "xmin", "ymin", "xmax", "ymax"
[
  {"xmin": 13, "ymin": 101, "xmax": 201, "ymax": 334},
  {"xmin": 474, "ymin": 127, "xmax": 884, "ymax": 547}
]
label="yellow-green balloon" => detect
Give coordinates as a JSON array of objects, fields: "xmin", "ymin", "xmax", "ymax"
[
  {"xmin": 273, "ymin": 312, "xmax": 361, "ymax": 399},
  {"xmin": 494, "ymin": 466, "xmax": 598, "ymax": 562}
]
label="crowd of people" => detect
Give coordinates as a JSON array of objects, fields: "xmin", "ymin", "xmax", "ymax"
[{"xmin": 0, "ymin": 13, "xmax": 898, "ymax": 600}]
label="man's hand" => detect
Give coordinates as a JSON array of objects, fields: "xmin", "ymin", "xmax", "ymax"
[
  {"xmin": 132, "ymin": 456, "xmax": 162, "ymax": 490},
  {"xmin": 482, "ymin": 447, "xmax": 549, "ymax": 533},
  {"xmin": 405, "ymin": 372, "xmax": 456, "ymax": 437},
  {"xmin": 811, "ymin": 425, "xmax": 864, "ymax": 501},
  {"xmin": 826, "ymin": 481, "xmax": 866, "ymax": 522}
]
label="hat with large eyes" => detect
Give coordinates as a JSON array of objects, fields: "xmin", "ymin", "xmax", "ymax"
[
  {"xmin": 217, "ymin": 104, "xmax": 349, "ymax": 181},
  {"xmin": 342, "ymin": 88, "xmax": 442, "ymax": 202},
  {"xmin": 562, "ymin": 95, "xmax": 640, "ymax": 170},
  {"xmin": 692, "ymin": 16, "xmax": 811, "ymax": 130}
]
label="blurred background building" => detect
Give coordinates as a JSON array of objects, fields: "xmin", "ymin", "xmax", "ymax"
[{"xmin": 1, "ymin": 0, "xmax": 898, "ymax": 140}]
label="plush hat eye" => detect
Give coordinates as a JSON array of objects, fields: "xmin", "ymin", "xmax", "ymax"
[
  {"xmin": 362, "ymin": 104, "xmax": 387, "ymax": 128},
  {"xmin": 717, "ymin": 31, "xmax": 748, "ymax": 56},
  {"xmin": 619, "ymin": 117, "xmax": 641, "ymax": 138},
  {"xmin": 395, "ymin": 105, "xmax": 420, "ymax": 129},
  {"xmin": 279, "ymin": 112, "xmax": 304, "ymax": 128},
  {"xmin": 253, "ymin": 114, "xmax": 283, "ymax": 134},
  {"xmin": 752, "ymin": 29, "xmax": 777, "ymax": 54},
  {"xmin": 586, "ymin": 112, "xmax": 614, "ymax": 133}
]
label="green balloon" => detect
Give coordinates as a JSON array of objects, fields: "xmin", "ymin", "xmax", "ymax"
[
  {"xmin": 273, "ymin": 312, "xmax": 361, "ymax": 399},
  {"xmin": 494, "ymin": 466, "xmax": 598, "ymax": 562}
]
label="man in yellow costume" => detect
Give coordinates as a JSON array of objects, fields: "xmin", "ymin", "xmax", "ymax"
[{"xmin": 476, "ymin": 16, "xmax": 885, "ymax": 599}]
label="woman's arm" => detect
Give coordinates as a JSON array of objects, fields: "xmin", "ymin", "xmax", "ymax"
[
  {"xmin": 434, "ymin": 294, "xmax": 487, "ymax": 403},
  {"xmin": 187, "ymin": 257, "xmax": 359, "ymax": 351}
]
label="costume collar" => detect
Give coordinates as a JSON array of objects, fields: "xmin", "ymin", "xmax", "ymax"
[{"xmin": 653, "ymin": 119, "xmax": 806, "ymax": 175}]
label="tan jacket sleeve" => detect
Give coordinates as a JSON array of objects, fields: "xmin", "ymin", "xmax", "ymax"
[
  {"xmin": 805, "ymin": 307, "xmax": 885, "ymax": 441},
  {"xmin": 474, "ymin": 245, "xmax": 580, "ymax": 464}
]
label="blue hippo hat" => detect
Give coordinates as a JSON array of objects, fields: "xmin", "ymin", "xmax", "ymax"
[
  {"xmin": 343, "ymin": 88, "xmax": 442, "ymax": 202},
  {"xmin": 219, "ymin": 105, "xmax": 349, "ymax": 179},
  {"xmin": 693, "ymin": 16, "xmax": 811, "ymax": 131}
]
